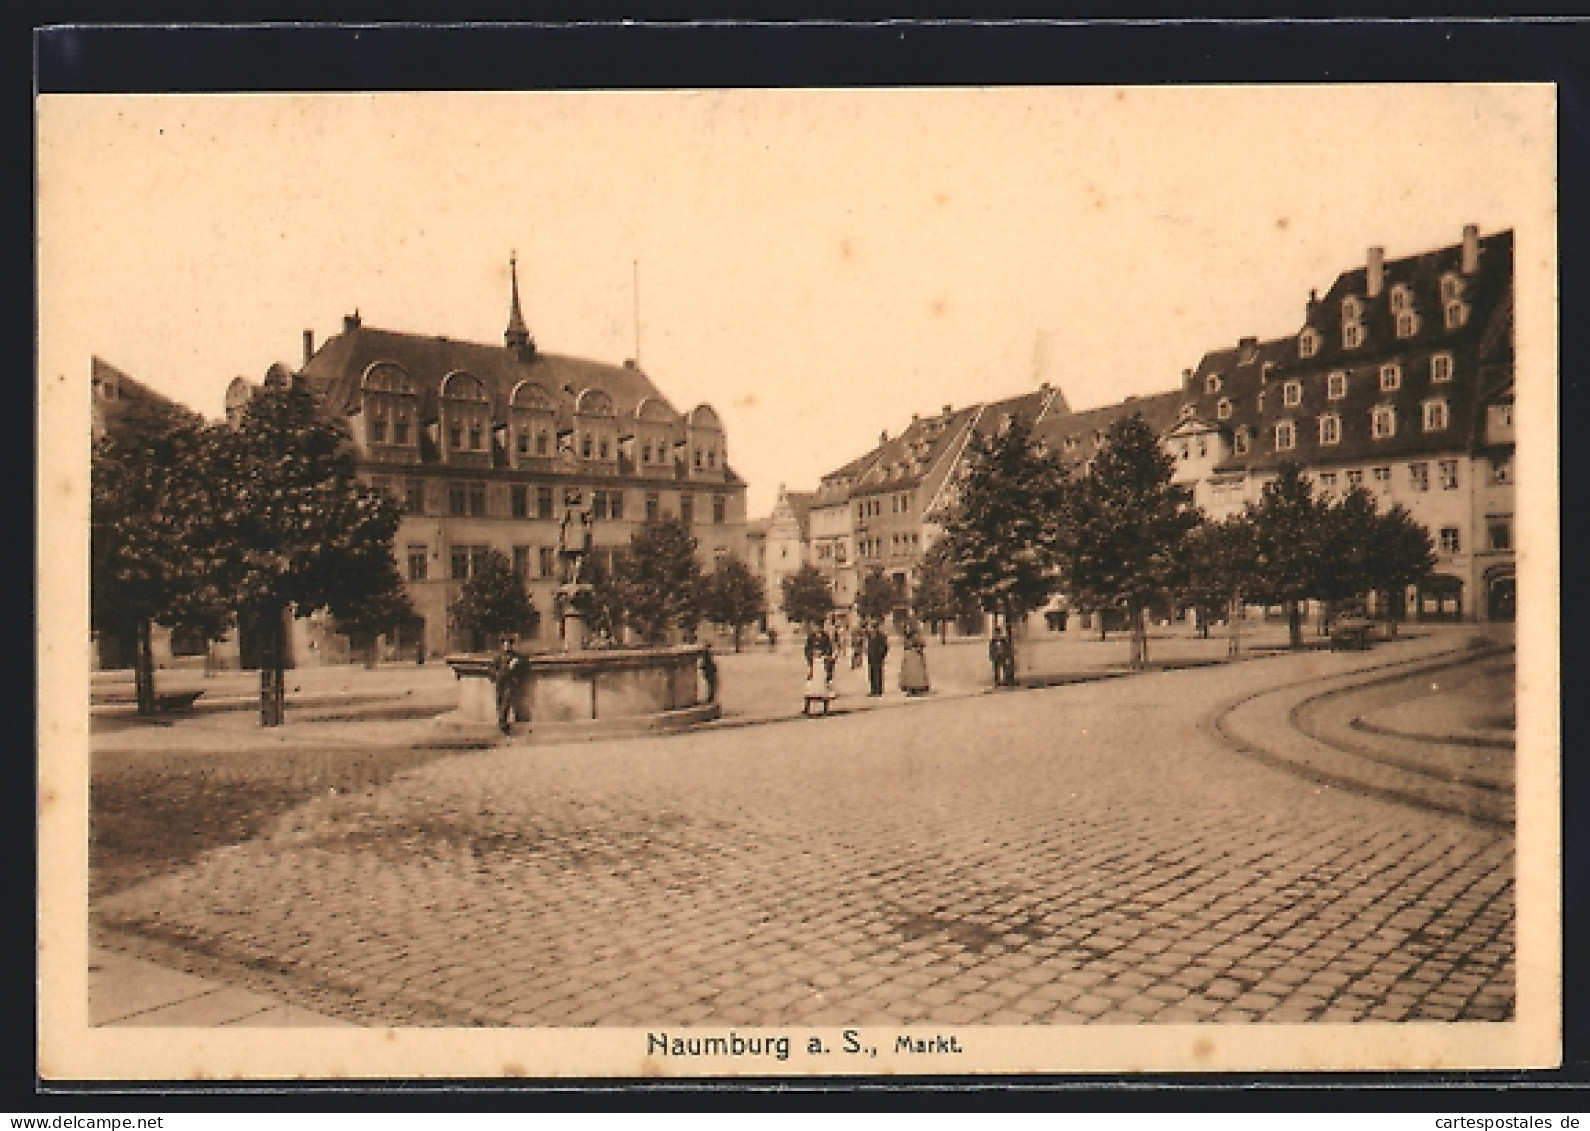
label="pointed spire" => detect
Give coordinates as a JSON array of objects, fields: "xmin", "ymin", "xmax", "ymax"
[{"xmin": 505, "ymin": 251, "xmax": 534, "ymax": 355}]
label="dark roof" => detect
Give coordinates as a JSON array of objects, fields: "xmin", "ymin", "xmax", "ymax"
[
  {"xmin": 783, "ymin": 490, "xmax": 818, "ymax": 539},
  {"xmin": 301, "ymin": 325, "xmax": 683, "ymax": 434},
  {"xmin": 1034, "ymin": 390, "xmax": 1186, "ymax": 460},
  {"xmin": 1180, "ymin": 229, "xmax": 1514, "ymax": 472},
  {"xmin": 91, "ymin": 356, "xmax": 195, "ymax": 439}
]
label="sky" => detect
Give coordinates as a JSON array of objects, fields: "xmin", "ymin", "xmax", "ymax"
[{"xmin": 39, "ymin": 85, "xmax": 1554, "ymax": 518}]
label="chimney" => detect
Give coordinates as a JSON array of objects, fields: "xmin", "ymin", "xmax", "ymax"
[
  {"xmin": 1306, "ymin": 289, "xmax": 1319, "ymax": 322},
  {"xmin": 1366, "ymin": 246, "xmax": 1385, "ymax": 297},
  {"xmin": 302, "ymin": 330, "xmax": 315, "ymax": 368},
  {"xmin": 942, "ymin": 404, "xmax": 953, "ymax": 416},
  {"xmin": 1462, "ymin": 224, "xmax": 1480, "ymax": 274},
  {"xmin": 1182, "ymin": 367, "xmax": 1193, "ymax": 389},
  {"xmin": 880, "ymin": 430, "xmax": 889, "ymax": 445},
  {"xmin": 344, "ymin": 310, "xmax": 362, "ymax": 334},
  {"xmin": 1238, "ymin": 336, "xmax": 1258, "ymax": 363}
]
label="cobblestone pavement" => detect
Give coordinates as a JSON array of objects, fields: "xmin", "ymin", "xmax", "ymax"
[{"xmin": 94, "ymin": 637, "xmax": 1514, "ymax": 1028}]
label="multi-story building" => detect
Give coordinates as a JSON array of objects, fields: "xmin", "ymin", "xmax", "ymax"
[
  {"xmin": 773, "ymin": 224, "xmax": 1516, "ymax": 629},
  {"xmin": 245, "ymin": 258, "xmax": 752, "ymax": 658},
  {"xmin": 757, "ymin": 485, "xmax": 816, "ymax": 636},
  {"xmin": 1170, "ymin": 225, "xmax": 1515, "ymax": 621}
]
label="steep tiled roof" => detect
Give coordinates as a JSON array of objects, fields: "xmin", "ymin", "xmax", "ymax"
[
  {"xmin": 1180, "ymin": 229, "xmax": 1513, "ymax": 474},
  {"xmin": 91, "ymin": 356, "xmax": 193, "ymax": 439},
  {"xmin": 1033, "ymin": 390, "xmax": 1186, "ymax": 464},
  {"xmin": 301, "ymin": 325, "xmax": 677, "ymax": 433}
]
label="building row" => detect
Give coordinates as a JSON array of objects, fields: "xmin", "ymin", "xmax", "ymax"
[
  {"xmin": 93, "ymin": 258, "xmax": 750, "ymax": 670},
  {"xmin": 751, "ymin": 225, "xmax": 1516, "ymax": 633}
]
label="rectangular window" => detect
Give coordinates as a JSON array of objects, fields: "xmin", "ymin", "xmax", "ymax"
[
  {"xmin": 646, "ymin": 493, "xmax": 660, "ymax": 523},
  {"xmin": 599, "ymin": 437, "xmax": 611, "ymax": 460},
  {"xmin": 515, "ymin": 429, "xmax": 529, "ymax": 455},
  {"xmin": 713, "ymin": 494, "xmax": 726, "ymax": 524},
  {"xmin": 449, "ymin": 424, "xmax": 463, "ymax": 451},
  {"xmin": 1445, "ymin": 302, "xmax": 1468, "ymax": 330},
  {"xmin": 1318, "ymin": 472, "xmax": 1337, "ymax": 491},
  {"xmin": 1344, "ymin": 323, "xmax": 1364, "ymax": 349},
  {"xmin": 407, "ymin": 546, "xmax": 428, "ymax": 582},
  {"xmin": 469, "ymin": 424, "xmax": 483, "ymax": 451},
  {"xmin": 1439, "ymin": 459, "xmax": 1459, "ymax": 490},
  {"xmin": 1439, "ymin": 527, "xmax": 1461, "ymax": 555},
  {"xmin": 536, "ymin": 486, "xmax": 554, "ymax": 520},
  {"xmin": 1423, "ymin": 399, "xmax": 1449, "ymax": 432},
  {"xmin": 447, "ymin": 483, "xmax": 466, "ymax": 516},
  {"xmin": 370, "ymin": 416, "xmax": 387, "ymax": 443},
  {"xmin": 1327, "ymin": 371, "xmax": 1348, "ymax": 400},
  {"xmin": 610, "ymin": 491, "xmax": 625, "ymax": 521},
  {"xmin": 511, "ymin": 485, "xmax": 529, "ymax": 519},
  {"xmin": 1372, "ymin": 406, "xmax": 1396, "ymax": 439},
  {"xmin": 1396, "ymin": 312, "xmax": 1419, "ymax": 339},
  {"xmin": 450, "ymin": 549, "xmax": 471, "ymax": 580},
  {"xmin": 405, "ymin": 478, "xmax": 425, "ymax": 515},
  {"xmin": 513, "ymin": 545, "xmax": 531, "ymax": 580},
  {"xmin": 1487, "ymin": 518, "xmax": 1512, "ymax": 551},
  {"xmin": 468, "ymin": 483, "xmax": 486, "ymax": 517},
  {"xmin": 1372, "ymin": 466, "xmax": 1392, "ymax": 484},
  {"xmin": 1409, "ymin": 462, "xmax": 1429, "ymax": 491},
  {"xmin": 1346, "ymin": 469, "xmax": 1365, "ymax": 489},
  {"xmin": 1431, "ymin": 353, "xmax": 1454, "ymax": 383},
  {"xmin": 1318, "ymin": 415, "xmax": 1340, "ymax": 445},
  {"xmin": 680, "ymin": 494, "xmax": 695, "ymax": 526},
  {"xmin": 1216, "ymin": 397, "xmax": 1232, "ymax": 420},
  {"xmin": 394, "ymin": 416, "xmax": 410, "ymax": 445},
  {"xmin": 1274, "ymin": 421, "xmax": 1295, "ymax": 451},
  {"xmin": 1233, "ymin": 429, "xmax": 1249, "ymax": 455},
  {"xmin": 1379, "ymin": 363, "xmax": 1401, "ymax": 392},
  {"xmin": 369, "ymin": 475, "xmax": 392, "ymax": 498},
  {"xmin": 538, "ymin": 546, "xmax": 555, "ymax": 578},
  {"xmin": 536, "ymin": 431, "xmax": 550, "ymax": 456},
  {"xmin": 1205, "ymin": 373, "xmax": 1222, "ymax": 393},
  {"xmin": 1283, "ymin": 381, "xmax": 1302, "ymax": 407},
  {"xmin": 1492, "ymin": 457, "xmax": 1511, "ymax": 485},
  {"xmin": 592, "ymin": 491, "xmax": 609, "ymax": 521}
]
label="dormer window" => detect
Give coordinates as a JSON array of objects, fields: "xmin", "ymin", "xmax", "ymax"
[
  {"xmin": 1389, "ymin": 284, "xmax": 1414, "ymax": 313},
  {"xmin": 1298, "ymin": 329, "xmax": 1320, "ymax": 359},
  {"xmin": 1283, "ymin": 380, "xmax": 1302, "ymax": 407},
  {"xmin": 1261, "ymin": 362, "xmax": 1274, "ymax": 385},
  {"xmin": 1440, "ymin": 273, "xmax": 1464, "ymax": 303},
  {"xmin": 1344, "ymin": 323, "xmax": 1365, "ymax": 349},
  {"xmin": 1216, "ymin": 397, "xmax": 1232, "ymax": 421},
  {"xmin": 1379, "ymin": 363, "xmax": 1402, "ymax": 392},
  {"xmin": 1327, "ymin": 371, "xmax": 1348, "ymax": 400},
  {"xmin": 1233, "ymin": 428, "xmax": 1250, "ymax": 456},
  {"xmin": 1396, "ymin": 311, "xmax": 1420, "ymax": 339},
  {"xmin": 369, "ymin": 406, "xmax": 388, "ymax": 444},
  {"xmin": 1444, "ymin": 301, "xmax": 1469, "ymax": 329},
  {"xmin": 1431, "ymin": 353, "xmax": 1454, "ymax": 383},
  {"xmin": 1274, "ymin": 421, "xmax": 1296, "ymax": 451},
  {"xmin": 394, "ymin": 413, "xmax": 410, "ymax": 445},
  {"xmin": 1342, "ymin": 296, "xmax": 1363, "ymax": 322},
  {"xmin": 1423, "ymin": 398, "xmax": 1449, "ymax": 432},
  {"xmin": 1319, "ymin": 414, "xmax": 1341, "ymax": 445},
  {"xmin": 1205, "ymin": 373, "xmax": 1223, "ymax": 394},
  {"xmin": 516, "ymin": 428, "xmax": 530, "ymax": 455},
  {"xmin": 1372, "ymin": 405, "xmax": 1397, "ymax": 440}
]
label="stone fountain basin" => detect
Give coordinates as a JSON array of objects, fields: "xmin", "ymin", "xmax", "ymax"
[{"xmin": 438, "ymin": 644, "xmax": 720, "ymax": 744}]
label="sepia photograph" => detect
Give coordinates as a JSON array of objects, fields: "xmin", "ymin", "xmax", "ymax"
[{"xmin": 37, "ymin": 79, "xmax": 1560, "ymax": 1080}]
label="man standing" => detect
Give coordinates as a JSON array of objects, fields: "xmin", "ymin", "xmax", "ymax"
[
  {"xmin": 492, "ymin": 636, "xmax": 526, "ymax": 735},
  {"xmin": 865, "ymin": 621, "xmax": 889, "ymax": 697},
  {"xmin": 989, "ymin": 626, "xmax": 1011, "ymax": 687}
]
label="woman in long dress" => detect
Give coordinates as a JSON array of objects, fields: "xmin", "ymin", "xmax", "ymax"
[{"xmin": 899, "ymin": 623, "xmax": 930, "ymax": 696}]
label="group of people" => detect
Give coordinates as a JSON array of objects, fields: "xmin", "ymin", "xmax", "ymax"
[{"xmin": 801, "ymin": 617, "xmax": 930, "ymax": 715}]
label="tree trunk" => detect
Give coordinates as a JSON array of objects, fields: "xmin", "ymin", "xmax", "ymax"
[
  {"xmin": 135, "ymin": 618, "xmax": 156, "ymax": 716},
  {"xmin": 259, "ymin": 607, "xmax": 286, "ymax": 727},
  {"xmin": 1129, "ymin": 604, "xmax": 1148, "ymax": 669},
  {"xmin": 732, "ymin": 624, "xmax": 742, "ymax": 653},
  {"xmin": 1002, "ymin": 603, "xmax": 1018, "ymax": 685},
  {"xmin": 1227, "ymin": 593, "xmax": 1243, "ymax": 659},
  {"xmin": 1287, "ymin": 600, "xmax": 1303, "ymax": 649}
]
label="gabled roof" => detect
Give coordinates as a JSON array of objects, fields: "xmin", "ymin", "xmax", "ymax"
[
  {"xmin": 91, "ymin": 356, "xmax": 195, "ymax": 440},
  {"xmin": 1033, "ymin": 390, "xmax": 1186, "ymax": 460}
]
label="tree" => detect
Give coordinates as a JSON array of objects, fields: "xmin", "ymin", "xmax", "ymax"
[
  {"xmin": 448, "ymin": 549, "xmax": 537, "ymax": 649},
  {"xmin": 1246, "ymin": 462, "xmax": 1331, "ymax": 648},
  {"xmin": 581, "ymin": 552, "xmax": 631, "ymax": 645},
  {"xmin": 935, "ymin": 414, "xmax": 1069, "ymax": 682},
  {"xmin": 91, "ymin": 400, "xmax": 230, "ymax": 714},
  {"xmin": 1315, "ymin": 487, "xmax": 1381, "ymax": 631},
  {"xmin": 1366, "ymin": 503, "xmax": 1437, "ymax": 637},
  {"xmin": 855, "ymin": 566, "xmax": 899, "ymax": 624},
  {"xmin": 1178, "ymin": 514, "xmax": 1259, "ymax": 655},
  {"xmin": 1064, "ymin": 414, "xmax": 1199, "ymax": 668},
  {"xmin": 780, "ymin": 563, "xmax": 835, "ymax": 628},
  {"xmin": 199, "ymin": 376, "xmax": 409, "ymax": 725},
  {"xmin": 621, "ymin": 517, "xmax": 705, "ymax": 643},
  {"xmin": 911, "ymin": 540, "xmax": 976, "ymax": 643},
  {"xmin": 702, "ymin": 554, "xmax": 766, "ymax": 652}
]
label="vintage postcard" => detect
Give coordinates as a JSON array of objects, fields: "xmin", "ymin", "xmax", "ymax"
[{"xmin": 38, "ymin": 83, "xmax": 1559, "ymax": 1080}]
